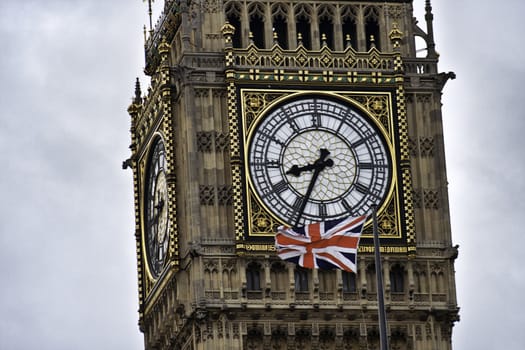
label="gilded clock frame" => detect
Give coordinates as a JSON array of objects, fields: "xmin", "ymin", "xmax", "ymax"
[
  {"xmin": 237, "ymin": 87, "xmax": 407, "ymax": 249},
  {"xmin": 138, "ymin": 132, "xmax": 179, "ymax": 303}
]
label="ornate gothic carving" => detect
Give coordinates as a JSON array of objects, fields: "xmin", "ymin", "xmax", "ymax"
[
  {"xmin": 423, "ymin": 189, "xmax": 439, "ymax": 209},
  {"xmin": 199, "ymin": 185, "xmax": 233, "ymax": 205},
  {"xmin": 197, "ymin": 131, "xmax": 230, "ymax": 152}
]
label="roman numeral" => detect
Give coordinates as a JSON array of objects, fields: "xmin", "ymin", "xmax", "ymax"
[
  {"xmin": 311, "ymin": 112, "xmax": 322, "ymax": 127},
  {"xmin": 358, "ymin": 162, "xmax": 374, "ymax": 169},
  {"xmin": 355, "ymin": 182, "xmax": 369, "ymax": 194},
  {"xmin": 272, "ymin": 180, "xmax": 288, "ymax": 194},
  {"xmin": 292, "ymin": 197, "xmax": 303, "ymax": 212},
  {"xmin": 342, "ymin": 199, "xmax": 353, "ymax": 214},
  {"xmin": 351, "ymin": 134, "xmax": 374, "ymax": 148},
  {"xmin": 358, "ymin": 162, "xmax": 387, "ymax": 169},
  {"xmin": 272, "ymin": 136, "xmax": 285, "ymax": 146},
  {"xmin": 351, "ymin": 138, "xmax": 367, "ymax": 148},
  {"xmin": 266, "ymin": 160, "xmax": 280, "ymax": 168},
  {"xmin": 318, "ymin": 203, "xmax": 327, "ymax": 218}
]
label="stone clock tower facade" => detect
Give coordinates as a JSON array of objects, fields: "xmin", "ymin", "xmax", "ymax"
[{"xmin": 126, "ymin": 0, "xmax": 459, "ymax": 349}]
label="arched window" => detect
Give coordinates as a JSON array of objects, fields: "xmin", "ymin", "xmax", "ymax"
[
  {"xmin": 364, "ymin": 6, "xmax": 381, "ymax": 50},
  {"xmin": 390, "ymin": 264, "xmax": 405, "ymax": 293},
  {"xmin": 225, "ymin": 2, "xmax": 242, "ymax": 48},
  {"xmin": 295, "ymin": 5, "xmax": 312, "ymax": 49},
  {"xmin": 342, "ymin": 271, "xmax": 357, "ymax": 293},
  {"xmin": 415, "ymin": 270, "xmax": 428, "ymax": 293},
  {"xmin": 246, "ymin": 262, "xmax": 262, "ymax": 291},
  {"xmin": 319, "ymin": 270, "xmax": 335, "ymax": 300},
  {"xmin": 318, "ymin": 5, "xmax": 335, "ymax": 49},
  {"xmin": 270, "ymin": 262, "xmax": 286, "ymax": 290},
  {"xmin": 366, "ymin": 264, "xmax": 376, "ymax": 293},
  {"xmin": 341, "ymin": 6, "xmax": 357, "ymax": 49},
  {"xmin": 249, "ymin": 3, "xmax": 266, "ymax": 48},
  {"xmin": 272, "ymin": 4, "xmax": 288, "ymax": 49},
  {"xmin": 294, "ymin": 267, "xmax": 309, "ymax": 292},
  {"xmin": 270, "ymin": 262, "xmax": 287, "ymax": 300}
]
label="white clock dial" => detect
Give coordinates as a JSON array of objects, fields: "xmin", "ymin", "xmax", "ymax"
[{"xmin": 247, "ymin": 96, "xmax": 391, "ymax": 226}]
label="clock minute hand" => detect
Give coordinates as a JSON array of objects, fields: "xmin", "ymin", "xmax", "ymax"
[{"xmin": 290, "ymin": 149, "xmax": 334, "ymax": 228}]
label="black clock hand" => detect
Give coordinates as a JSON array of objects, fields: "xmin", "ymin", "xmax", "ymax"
[
  {"xmin": 290, "ymin": 149, "xmax": 334, "ymax": 228},
  {"xmin": 286, "ymin": 148, "xmax": 333, "ymax": 177}
]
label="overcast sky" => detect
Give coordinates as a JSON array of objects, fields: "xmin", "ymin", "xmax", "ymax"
[{"xmin": 0, "ymin": 1, "xmax": 523, "ymax": 349}]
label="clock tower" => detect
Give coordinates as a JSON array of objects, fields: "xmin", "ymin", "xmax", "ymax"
[{"xmin": 126, "ymin": 0, "xmax": 459, "ymax": 349}]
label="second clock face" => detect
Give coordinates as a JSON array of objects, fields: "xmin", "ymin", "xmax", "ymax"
[
  {"xmin": 247, "ymin": 95, "xmax": 392, "ymax": 227},
  {"xmin": 144, "ymin": 139, "xmax": 169, "ymax": 278}
]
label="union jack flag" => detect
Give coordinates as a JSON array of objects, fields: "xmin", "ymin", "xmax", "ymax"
[{"xmin": 275, "ymin": 215, "xmax": 367, "ymax": 273}]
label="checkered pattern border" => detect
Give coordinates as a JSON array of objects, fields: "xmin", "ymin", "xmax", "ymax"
[
  {"xmin": 226, "ymin": 81, "xmax": 245, "ymax": 242},
  {"xmin": 159, "ymin": 44, "xmax": 180, "ymax": 268},
  {"xmin": 396, "ymin": 82, "xmax": 416, "ymax": 255}
]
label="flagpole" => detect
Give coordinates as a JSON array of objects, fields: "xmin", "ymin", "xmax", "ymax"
[{"xmin": 372, "ymin": 204, "xmax": 389, "ymax": 350}]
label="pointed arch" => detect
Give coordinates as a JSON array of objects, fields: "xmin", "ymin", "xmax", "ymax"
[
  {"xmin": 272, "ymin": 3, "xmax": 289, "ymax": 49},
  {"xmin": 390, "ymin": 264, "xmax": 405, "ymax": 293},
  {"xmin": 248, "ymin": 2, "xmax": 266, "ymax": 48},
  {"xmin": 341, "ymin": 5, "xmax": 358, "ymax": 49},
  {"xmin": 317, "ymin": 4, "xmax": 336, "ymax": 49},
  {"xmin": 364, "ymin": 6, "xmax": 381, "ymax": 50},
  {"xmin": 294, "ymin": 4, "xmax": 312, "ymax": 49},
  {"xmin": 225, "ymin": 1, "xmax": 243, "ymax": 47}
]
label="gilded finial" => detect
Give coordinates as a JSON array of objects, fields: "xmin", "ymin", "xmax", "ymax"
[
  {"xmin": 297, "ymin": 32, "xmax": 303, "ymax": 46},
  {"xmin": 158, "ymin": 37, "xmax": 170, "ymax": 54},
  {"xmin": 369, "ymin": 35, "xmax": 376, "ymax": 49},
  {"xmin": 389, "ymin": 22, "xmax": 403, "ymax": 46},
  {"xmin": 249, "ymin": 32, "xmax": 254, "ymax": 45},
  {"xmin": 221, "ymin": 21, "xmax": 235, "ymax": 37},
  {"xmin": 321, "ymin": 33, "xmax": 327, "ymax": 47},
  {"xmin": 273, "ymin": 31, "xmax": 279, "ymax": 45},
  {"xmin": 345, "ymin": 34, "xmax": 352, "ymax": 48}
]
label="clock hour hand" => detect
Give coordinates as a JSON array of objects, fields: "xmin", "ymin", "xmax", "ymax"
[
  {"xmin": 290, "ymin": 148, "xmax": 334, "ymax": 228},
  {"xmin": 286, "ymin": 148, "xmax": 334, "ymax": 177}
]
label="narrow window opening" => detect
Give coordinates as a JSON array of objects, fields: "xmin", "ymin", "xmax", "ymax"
[
  {"xmin": 366, "ymin": 264, "xmax": 376, "ymax": 293},
  {"xmin": 226, "ymin": 3, "xmax": 243, "ymax": 48},
  {"xmin": 246, "ymin": 262, "xmax": 261, "ymax": 291},
  {"xmin": 390, "ymin": 265, "xmax": 405, "ymax": 293},
  {"xmin": 271, "ymin": 263, "xmax": 285, "ymax": 290},
  {"xmin": 342, "ymin": 17, "xmax": 357, "ymax": 49},
  {"xmin": 294, "ymin": 267, "xmax": 309, "ymax": 292},
  {"xmin": 227, "ymin": 14, "xmax": 242, "ymax": 48},
  {"xmin": 249, "ymin": 10, "xmax": 265, "ymax": 48},
  {"xmin": 296, "ymin": 16, "xmax": 311, "ymax": 49},
  {"xmin": 319, "ymin": 18, "xmax": 333, "ymax": 49},
  {"xmin": 273, "ymin": 16, "xmax": 288, "ymax": 49},
  {"xmin": 342, "ymin": 271, "xmax": 357, "ymax": 293},
  {"xmin": 365, "ymin": 17, "xmax": 380, "ymax": 50},
  {"xmin": 318, "ymin": 6, "xmax": 334, "ymax": 49}
]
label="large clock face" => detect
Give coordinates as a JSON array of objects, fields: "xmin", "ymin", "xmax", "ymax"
[
  {"xmin": 247, "ymin": 95, "xmax": 392, "ymax": 227},
  {"xmin": 144, "ymin": 139, "xmax": 169, "ymax": 278}
]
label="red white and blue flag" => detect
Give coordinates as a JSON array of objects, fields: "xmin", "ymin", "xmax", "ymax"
[{"xmin": 275, "ymin": 215, "xmax": 367, "ymax": 273}]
